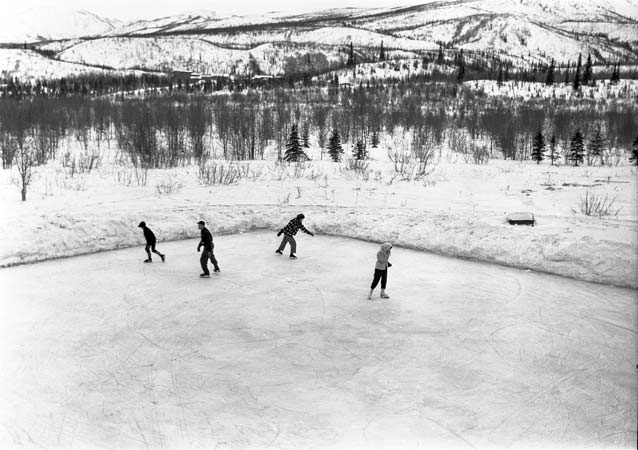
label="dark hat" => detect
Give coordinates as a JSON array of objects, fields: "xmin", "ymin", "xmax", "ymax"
[
  {"xmin": 297, "ymin": 213, "xmax": 305, "ymax": 220},
  {"xmin": 197, "ymin": 220, "xmax": 205, "ymax": 225},
  {"xmin": 138, "ymin": 221, "xmax": 146, "ymax": 227}
]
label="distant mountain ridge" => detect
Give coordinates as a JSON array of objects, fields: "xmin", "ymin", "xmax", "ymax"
[
  {"xmin": 0, "ymin": 7, "xmax": 122, "ymax": 43},
  {"xmin": 1, "ymin": 0, "xmax": 636, "ymax": 81},
  {"xmin": 97, "ymin": 0, "xmax": 638, "ymax": 65}
]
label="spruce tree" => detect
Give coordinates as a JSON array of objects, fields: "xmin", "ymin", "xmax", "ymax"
[
  {"xmin": 545, "ymin": 59, "xmax": 555, "ymax": 86},
  {"xmin": 283, "ymin": 124, "xmax": 307, "ymax": 163},
  {"xmin": 548, "ymin": 134, "xmax": 558, "ymax": 166},
  {"xmin": 347, "ymin": 42, "xmax": 354, "ymax": 66},
  {"xmin": 456, "ymin": 51, "xmax": 465, "ymax": 84},
  {"xmin": 630, "ymin": 136, "xmax": 638, "ymax": 166},
  {"xmin": 573, "ymin": 54, "xmax": 582, "ymax": 90},
  {"xmin": 371, "ymin": 131, "xmax": 379, "ymax": 148},
  {"xmin": 564, "ymin": 61, "xmax": 570, "ymax": 84},
  {"xmin": 611, "ymin": 62, "xmax": 620, "ymax": 84},
  {"xmin": 588, "ymin": 126, "xmax": 605, "ymax": 165},
  {"xmin": 327, "ymin": 129, "xmax": 343, "ymax": 162},
  {"xmin": 379, "ymin": 40, "xmax": 385, "ymax": 61},
  {"xmin": 302, "ymin": 123, "xmax": 310, "ymax": 148},
  {"xmin": 437, "ymin": 45, "xmax": 444, "ymax": 65},
  {"xmin": 531, "ymin": 128, "xmax": 545, "ymax": 164},
  {"xmin": 353, "ymin": 139, "xmax": 367, "ymax": 160},
  {"xmin": 497, "ymin": 65, "xmax": 504, "ymax": 86},
  {"xmin": 583, "ymin": 53, "xmax": 593, "ymax": 86},
  {"xmin": 569, "ymin": 130, "xmax": 585, "ymax": 166}
]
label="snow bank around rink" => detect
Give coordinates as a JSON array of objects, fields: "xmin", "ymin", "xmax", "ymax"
[{"xmin": 1, "ymin": 201, "xmax": 635, "ymax": 289}]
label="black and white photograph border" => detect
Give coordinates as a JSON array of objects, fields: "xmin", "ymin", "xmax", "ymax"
[{"xmin": 0, "ymin": 0, "xmax": 636, "ymax": 449}]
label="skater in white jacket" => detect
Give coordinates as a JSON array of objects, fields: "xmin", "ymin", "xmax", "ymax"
[{"xmin": 368, "ymin": 243, "xmax": 392, "ymax": 300}]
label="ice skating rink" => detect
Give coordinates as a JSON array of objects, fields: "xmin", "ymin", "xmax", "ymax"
[{"xmin": 0, "ymin": 232, "xmax": 635, "ymax": 449}]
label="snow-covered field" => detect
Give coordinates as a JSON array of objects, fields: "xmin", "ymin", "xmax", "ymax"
[
  {"xmin": 0, "ymin": 141, "xmax": 636, "ymax": 288},
  {"xmin": 1, "ymin": 232, "xmax": 635, "ymax": 449},
  {"xmin": 0, "ymin": 49, "xmax": 117, "ymax": 82}
]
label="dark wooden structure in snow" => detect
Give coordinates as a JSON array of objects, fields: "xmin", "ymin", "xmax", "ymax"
[{"xmin": 506, "ymin": 212, "xmax": 535, "ymax": 226}]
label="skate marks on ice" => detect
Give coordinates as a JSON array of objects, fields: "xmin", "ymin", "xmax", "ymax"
[{"xmin": 0, "ymin": 232, "xmax": 635, "ymax": 449}]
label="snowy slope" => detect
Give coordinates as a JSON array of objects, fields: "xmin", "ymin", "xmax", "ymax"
[
  {"xmin": 104, "ymin": 0, "xmax": 635, "ymax": 65},
  {"xmin": 0, "ymin": 49, "xmax": 118, "ymax": 82},
  {"xmin": 0, "ymin": 148, "xmax": 636, "ymax": 288},
  {"xmin": 0, "ymin": 7, "xmax": 121, "ymax": 43},
  {"xmin": 57, "ymin": 36, "xmax": 250, "ymax": 74},
  {"xmin": 56, "ymin": 36, "xmax": 349, "ymax": 76},
  {"xmin": 4, "ymin": 0, "xmax": 636, "ymax": 79}
]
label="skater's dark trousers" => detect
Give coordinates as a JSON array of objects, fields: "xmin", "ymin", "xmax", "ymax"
[
  {"xmin": 145, "ymin": 243, "xmax": 163, "ymax": 258},
  {"xmin": 200, "ymin": 246, "xmax": 219, "ymax": 275},
  {"xmin": 370, "ymin": 269, "xmax": 387, "ymax": 289},
  {"xmin": 277, "ymin": 234, "xmax": 296, "ymax": 254}
]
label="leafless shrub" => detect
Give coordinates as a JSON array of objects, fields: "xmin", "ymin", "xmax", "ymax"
[
  {"xmin": 292, "ymin": 161, "xmax": 320, "ymax": 180},
  {"xmin": 12, "ymin": 137, "xmax": 36, "ymax": 201},
  {"xmin": 387, "ymin": 146, "xmax": 413, "ymax": 176},
  {"xmin": 134, "ymin": 165, "xmax": 148, "ymax": 186},
  {"xmin": 410, "ymin": 138, "xmax": 437, "ymax": 178},
  {"xmin": 342, "ymin": 158, "xmax": 370, "ymax": 178},
  {"xmin": 388, "ymin": 146, "xmax": 434, "ymax": 182},
  {"xmin": 572, "ymin": 191, "xmax": 621, "ymax": 218},
  {"xmin": 448, "ymin": 129, "xmax": 468, "ymax": 154},
  {"xmin": 61, "ymin": 149, "xmax": 102, "ymax": 177},
  {"xmin": 469, "ymin": 143, "xmax": 490, "ymax": 164},
  {"xmin": 58, "ymin": 174, "xmax": 88, "ymax": 191},
  {"xmin": 199, "ymin": 162, "xmax": 242, "ymax": 185},
  {"xmin": 156, "ymin": 175, "xmax": 183, "ymax": 195},
  {"xmin": 235, "ymin": 162, "xmax": 261, "ymax": 180},
  {"xmin": 113, "ymin": 167, "xmax": 133, "ymax": 186},
  {"xmin": 270, "ymin": 161, "xmax": 322, "ymax": 180}
]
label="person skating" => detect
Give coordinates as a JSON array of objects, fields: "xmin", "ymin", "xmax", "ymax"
[
  {"xmin": 138, "ymin": 221, "xmax": 165, "ymax": 263},
  {"xmin": 276, "ymin": 213, "xmax": 314, "ymax": 258},
  {"xmin": 368, "ymin": 243, "xmax": 392, "ymax": 300},
  {"xmin": 197, "ymin": 220, "xmax": 220, "ymax": 278}
]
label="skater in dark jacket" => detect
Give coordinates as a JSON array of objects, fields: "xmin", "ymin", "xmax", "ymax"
[
  {"xmin": 368, "ymin": 243, "xmax": 392, "ymax": 300},
  {"xmin": 138, "ymin": 221, "xmax": 165, "ymax": 263},
  {"xmin": 276, "ymin": 213, "xmax": 314, "ymax": 259},
  {"xmin": 197, "ymin": 220, "xmax": 220, "ymax": 277}
]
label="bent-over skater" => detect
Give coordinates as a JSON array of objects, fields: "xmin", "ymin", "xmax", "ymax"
[
  {"xmin": 368, "ymin": 243, "xmax": 392, "ymax": 300},
  {"xmin": 276, "ymin": 213, "xmax": 314, "ymax": 259},
  {"xmin": 138, "ymin": 221, "xmax": 165, "ymax": 263},
  {"xmin": 197, "ymin": 220, "xmax": 220, "ymax": 278}
]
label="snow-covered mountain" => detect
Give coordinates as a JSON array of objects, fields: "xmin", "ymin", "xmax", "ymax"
[
  {"xmin": 3, "ymin": 0, "xmax": 637, "ymax": 80},
  {"xmin": 0, "ymin": 7, "xmax": 122, "ymax": 43},
  {"xmin": 97, "ymin": 0, "xmax": 638, "ymax": 64}
]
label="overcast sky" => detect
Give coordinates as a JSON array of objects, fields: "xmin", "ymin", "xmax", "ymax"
[{"xmin": 8, "ymin": 0, "xmax": 421, "ymax": 21}]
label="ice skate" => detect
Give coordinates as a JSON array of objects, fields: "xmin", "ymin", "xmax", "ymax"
[
  {"xmin": 368, "ymin": 289, "xmax": 373, "ymax": 300},
  {"xmin": 214, "ymin": 267, "xmax": 220, "ymax": 273},
  {"xmin": 160, "ymin": 254, "xmax": 166, "ymax": 262},
  {"xmin": 143, "ymin": 259, "xmax": 152, "ymax": 263},
  {"xmin": 199, "ymin": 273, "xmax": 210, "ymax": 278},
  {"xmin": 289, "ymin": 254, "xmax": 297, "ymax": 259},
  {"xmin": 380, "ymin": 290, "xmax": 390, "ymax": 299},
  {"xmin": 275, "ymin": 250, "xmax": 283, "ymax": 255}
]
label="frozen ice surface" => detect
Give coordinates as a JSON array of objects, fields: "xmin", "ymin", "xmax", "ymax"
[{"xmin": 0, "ymin": 232, "xmax": 635, "ymax": 449}]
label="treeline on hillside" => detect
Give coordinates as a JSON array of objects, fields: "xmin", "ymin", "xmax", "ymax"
[
  {"xmin": 2, "ymin": 46, "xmax": 635, "ymax": 99},
  {"xmin": 0, "ymin": 81, "xmax": 636, "ymax": 173}
]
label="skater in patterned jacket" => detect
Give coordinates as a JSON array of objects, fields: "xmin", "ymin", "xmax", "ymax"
[
  {"xmin": 276, "ymin": 213, "xmax": 314, "ymax": 259},
  {"xmin": 138, "ymin": 221, "xmax": 165, "ymax": 263},
  {"xmin": 368, "ymin": 243, "xmax": 392, "ymax": 300},
  {"xmin": 197, "ymin": 220, "xmax": 220, "ymax": 278}
]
